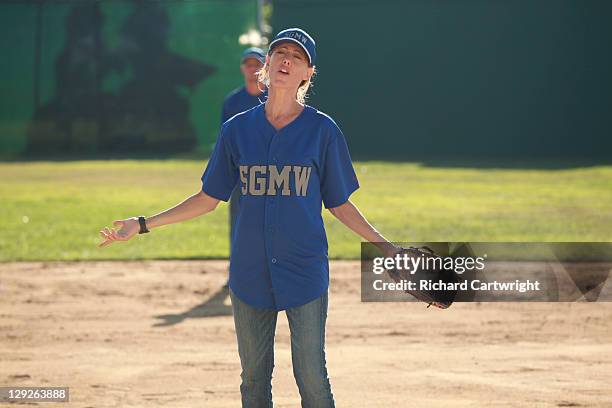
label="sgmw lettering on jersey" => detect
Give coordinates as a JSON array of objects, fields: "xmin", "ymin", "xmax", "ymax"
[{"xmin": 239, "ymin": 165, "xmax": 312, "ymax": 196}]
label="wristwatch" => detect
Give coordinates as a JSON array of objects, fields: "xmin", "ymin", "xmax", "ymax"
[{"xmin": 138, "ymin": 216, "xmax": 149, "ymax": 234}]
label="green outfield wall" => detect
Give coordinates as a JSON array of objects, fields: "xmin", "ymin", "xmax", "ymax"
[
  {"xmin": 271, "ymin": 0, "xmax": 612, "ymax": 160},
  {"xmin": 2, "ymin": 0, "xmax": 611, "ymax": 160},
  {"xmin": 0, "ymin": 0, "xmax": 258, "ymax": 155}
]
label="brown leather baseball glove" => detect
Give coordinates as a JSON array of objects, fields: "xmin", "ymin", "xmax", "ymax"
[{"xmin": 386, "ymin": 246, "xmax": 460, "ymax": 309}]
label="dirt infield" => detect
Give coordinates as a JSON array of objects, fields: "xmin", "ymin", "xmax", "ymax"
[{"xmin": 1, "ymin": 261, "xmax": 611, "ymax": 407}]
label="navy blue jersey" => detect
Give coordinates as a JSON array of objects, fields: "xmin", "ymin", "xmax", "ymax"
[
  {"xmin": 222, "ymin": 86, "xmax": 265, "ymax": 246},
  {"xmin": 221, "ymin": 86, "xmax": 265, "ymax": 125},
  {"xmin": 202, "ymin": 104, "xmax": 359, "ymax": 310}
]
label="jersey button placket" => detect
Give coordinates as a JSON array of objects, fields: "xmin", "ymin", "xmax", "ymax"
[{"xmin": 266, "ymin": 132, "xmax": 279, "ymax": 290}]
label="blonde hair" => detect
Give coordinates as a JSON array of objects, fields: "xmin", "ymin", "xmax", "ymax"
[{"xmin": 257, "ymin": 60, "xmax": 316, "ymax": 104}]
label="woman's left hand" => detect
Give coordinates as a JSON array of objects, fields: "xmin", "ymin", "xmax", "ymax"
[{"xmin": 383, "ymin": 243, "xmax": 403, "ymax": 258}]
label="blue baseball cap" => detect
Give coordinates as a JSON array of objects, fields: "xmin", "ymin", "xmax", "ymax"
[
  {"xmin": 241, "ymin": 47, "xmax": 265, "ymax": 64},
  {"xmin": 268, "ymin": 28, "xmax": 316, "ymax": 66}
]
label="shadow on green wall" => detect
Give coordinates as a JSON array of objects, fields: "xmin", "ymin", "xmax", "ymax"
[{"xmin": 26, "ymin": 2, "xmax": 215, "ymax": 155}]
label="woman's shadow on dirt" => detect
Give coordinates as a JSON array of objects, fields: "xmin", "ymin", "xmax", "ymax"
[{"xmin": 153, "ymin": 285, "xmax": 231, "ymax": 327}]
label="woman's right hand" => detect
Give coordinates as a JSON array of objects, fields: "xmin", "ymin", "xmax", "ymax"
[{"xmin": 98, "ymin": 218, "xmax": 140, "ymax": 248}]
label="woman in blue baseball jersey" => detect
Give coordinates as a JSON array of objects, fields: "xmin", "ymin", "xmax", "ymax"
[{"xmin": 99, "ymin": 28, "xmax": 399, "ymax": 408}]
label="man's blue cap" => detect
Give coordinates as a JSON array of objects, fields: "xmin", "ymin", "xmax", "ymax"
[
  {"xmin": 241, "ymin": 47, "xmax": 265, "ymax": 64},
  {"xmin": 268, "ymin": 28, "xmax": 316, "ymax": 66}
]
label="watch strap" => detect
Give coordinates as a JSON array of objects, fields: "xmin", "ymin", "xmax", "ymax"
[{"xmin": 138, "ymin": 216, "xmax": 149, "ymax": 234}]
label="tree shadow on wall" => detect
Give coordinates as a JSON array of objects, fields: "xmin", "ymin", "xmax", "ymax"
[{"xmin": 27, "ymin": 1, "xmax": 216, "ymax": 155}]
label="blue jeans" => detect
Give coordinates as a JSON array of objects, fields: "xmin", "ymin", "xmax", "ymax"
[{"xmin": 230, "ymin": 289, "xmax": 335, "ymax": 408}]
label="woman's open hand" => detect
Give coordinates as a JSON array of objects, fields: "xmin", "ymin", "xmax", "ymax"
[{"xmin": 98, "ymin": 218, "xmax": 139, "ymax": 248}]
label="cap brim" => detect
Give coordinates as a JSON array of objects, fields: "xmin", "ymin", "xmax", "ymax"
[
  {"xmin": 268, "ymin": 38, "xmax": 313, "ymax": 65},
  {"xmin": 242, "ymin": 54, "xmax": 264, "ymax": 63}
]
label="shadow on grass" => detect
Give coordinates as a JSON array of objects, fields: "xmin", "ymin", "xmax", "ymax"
[
  {"xmin": 352, "ymin": 153, "xmax": 612, "ymax": 170},
  {"xmin": 153, "ymin": 284, "xmax": 231, "ymax": 327},
  {"xmin": 0, "ymin": 151, "xmax": 210, "ymax": 163},
  {"xmin": 419, "ymin": 156, "xmax": 612, "ymax": 170},
  {"xmin": 2, "ymin": 152, "xmax": 611, "ymax": 170}
]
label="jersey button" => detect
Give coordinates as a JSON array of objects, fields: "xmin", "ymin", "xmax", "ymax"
[{"xmin": 271, "ymin": 258, "xmax": 277, "ymax": 264}]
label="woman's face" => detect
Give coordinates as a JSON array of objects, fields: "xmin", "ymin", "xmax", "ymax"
[{"xmin": 267, "ymin": 42, "xmax": 313, "ymax": 92}]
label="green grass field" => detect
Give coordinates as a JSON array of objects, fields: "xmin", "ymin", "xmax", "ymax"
[{"xmin": 1, "ymin": 160, "xmax": 611, "ymax": 261}]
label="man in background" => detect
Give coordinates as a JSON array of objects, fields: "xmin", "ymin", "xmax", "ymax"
[
  {"xmin": 222, "ymin": 47, "xmax": 266, "ymax": 287},
  {"xmin": 221, "ymin": 47, "xmax": 266, "ymax": 123}
]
